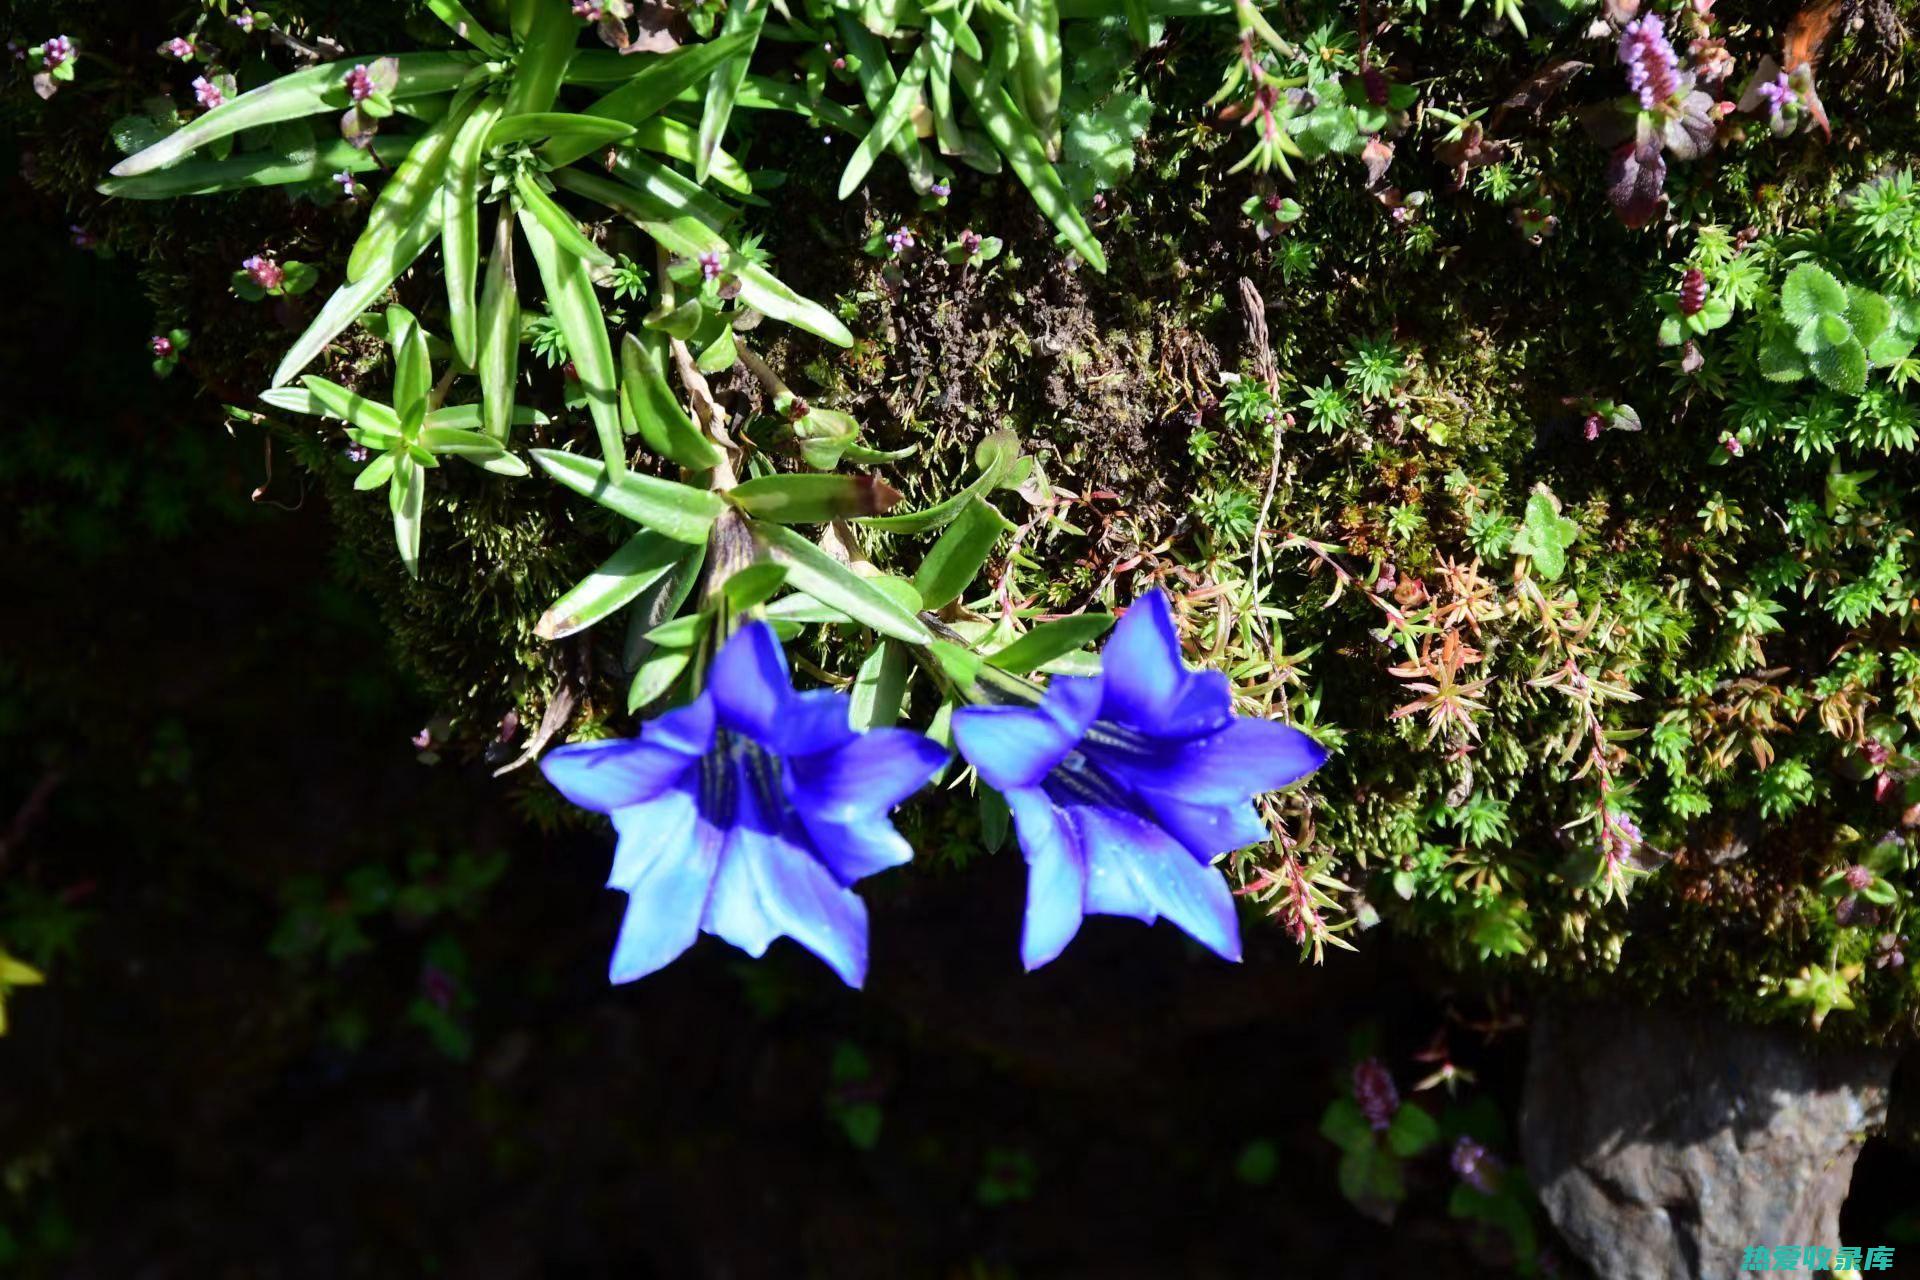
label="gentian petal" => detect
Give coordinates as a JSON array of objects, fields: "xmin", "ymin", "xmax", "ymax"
[
  {"xmin": 786, "ymin": 728, "xmax": 949, "ymax": 822},
  {"xmin": 799, "ymin": 812, "xmax": 916, "ymax": 885},
  {"xmin": 1074, "ymin": 806, "xmax": 1244, "ymax": 962},
  {"xmin": 1005, "ymin": 788, "xmax": 1087, "ymax": 970},
  {"xmin": 1098, "ymin": 717, "xmax": 1328, "ymax": 803},
  {"xmin": 701, "ymin": 760, "xmax": 869, "ymax": 987},
  {"xmin": 1153, "ymin": 668, "xmax": 1235, "ymax": 739},
  {"xmin": 762, "ymin": 689, "xmax": 859, "ymax": 758},
  {"xmin": 1136, "ymin": 792, "xmax": 1271, "ymax": 860},
  {"xmin": 604, "ymin": 790, "xmax": 724, "ymax": 983},
  {"xmin": 1095, "ymin": 589, "xmax": 1192, "ymax": 728},
  {"xmin": 952, "ymin": 676, "xmax": 1101, "ymax": 792},
  {"xmin": 540, "ymin": 699, "xmax": 713, "ymax": 812},
  {"xmin": 707, "ymin": 621, "xmax": 793, "ymax": 742}
]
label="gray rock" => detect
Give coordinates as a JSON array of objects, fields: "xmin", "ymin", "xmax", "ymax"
[{"xmin": 1521, "ymin": 1003, "xmax": 1898, "ymax": 1280}]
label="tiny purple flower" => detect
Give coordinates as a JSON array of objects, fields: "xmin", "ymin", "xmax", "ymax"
[
  {"xmin": 164, "ymin": 37, "xmax": 196, "ymax": 61},
  {"xmin": 1755, "ymin": 72, "xmax": 1798, "ymax": 118},
  {"xmin": 1618, "ymin": 14, "xmax": 1682, "ymax": 111},
  {"xmin": 958, "ymin": 228, "xmax": 983, "ymax": 256},
  {"xmin": 573, "ymin": 0, "xmax": 606, "ymax": 19},
  {"xmin": 1583, "ymin": 414, "xmax": 1603, "ymax": 442},
  {"xmin": 232, "ymin": 12, "xmax": 256, "ymax": 31},
  {"xmin": 1451, "ymin": 1136, "xmax": 1502, "ymax": 1194},
  {"xmin": 1599, "ymin": 812, "xmax": 1642, "ymax": 865},
  {"xmin": 150, "ymin": 335, "xmax": 174, "ymax": 358},
  {"xmin": 242, "ymin": 254, "xmax": 285, "ymax": 292},
  {"xmin": 1720, "ymin": 432, "xmax": 1744, "ymax": 457},
  {"xmin": 344, "ymin": 64, "xmax": 375, "ymax": 102},
  {"xmin": 885, "ymin": 226, "xmax": 915, "ymax": 254},
  {"xmin": 346, "ymin": 442, "xmax": 372, "ymax": 463},
  {"xmin": 930, "ymin": 181, "xmax": 951, "ymax": 198},
  {"xmin": 333, "ymin": 170, "xmax": 360, "ymax": 198},
  {"xmin": 69, "ymin": 224, "xmax": 97, "ymax": 250},
  {"xmin": 41, "ymin": 35, "xmax": 73, "ymax": 70},
  {"xmin": 192, "ymin": 75, "xmax": 225, "ymax": 109},
  {"xmin": 697, "ymin": 250, "xmax": 724, "ymax": 280},
  {"xmin": 1352, "ymin": 1058, "xmax": 1400, "ymax": 1131}
]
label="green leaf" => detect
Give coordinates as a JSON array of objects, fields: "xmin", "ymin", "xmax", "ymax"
[
  {"xmin": 501, "ymin": 0, "xmax": 578, "ymax": 116},
  {"xmin": 859, "ymin": 429, "xmax": 1021, "ymax": 532},
  {"xmin": 388, "ymin": 305, "xmax": 432, "ymax": 418},
  {"xmin": 730, "ymin": 474, "xmax": 899, "ymax": 523},
  {"xmin": 913, "ymin": 497, "xmax": 1012, "ymax": 610},
  {"xmin": 518, "ymin": 208, "xmax": 624, "ymax": 470},
  {"xmin": 1845, "ymin": 286, "xmax": 1892, "ymax": 347},
  {"xmin": 443, "ymin": 99, "xmax": 505, "ymax": 367},
  {"xmin": 721, "ymin": 562, "xmax": 790, "ymax": 610},
  {"xmin": 951, "ymin": 54, "xmax": 1106, "ymax": 273},
  {"xmin": 560, "ymin": 33, "xmax": 756, "ymax": 167},
  {"xmin": 624, "ymin": 540, "xmax": 707, "ymax": 668},
  {"xmin": 644, "ymin": 613, "xmax": 709, "ymax": 647},
  {"xmin": 850, "ymin": 641, "xmax": 911, "ymax": 729},
  {"xmin": 1319, "ymin": 1098, "xmax": 1374, "ymax": 1154},
  {"xmin": 532, "ymin": 448, "xmax": 726, "ymax": 544},
  {"xmin": 619, "ymin": 331, "xmax": 726, "ymax": 470},
  {"xmin": 1810, "ymin": 338, "xmax": 1868, "ymax": 395},
  {"xmin": 424, "ymin": 0, "xmax": 507, "ymax": 55},
  {"xmin": 752, "ymin": 521, "xmax": 932, "ymax": 644},
  {"xmin": 356, "ymin": 451, "xmax": 398, "ymax": 491},
  {"xmin": 489, "ymin": 111, "xmax": 636, "ymax": 151},
  {"xmin": 422, "ymin": 404, "xmax": 549, "ymax": 429},
  {"xmin": 98, "ymin": 132, "xmax": 404, "ymax": 200},
  {"xmin": 299, "ymin": 376, "xmax": 402, "ymax": 431},
  {"xmin": 107, "ymin": 53, "xmax": 477, "ymax": 178},
  {"xmin": 1385, "ymin": 1104, "xmax": 1439, "ymax": 1157},
  {"xmin": 537, "ymin": 529, "xmax": 688, "ymax": 639},
  {"xmin": 988, "ymin": 613, "xmax": 1115, "ymax": 673},
  {"xmin": 477, "ymin": 203, "xmax": 522, "ymax": 440},
  {"xmin": 1780, "ymin": 263, "xmax": 1847, "ymax": 326},
  {"xmin": 628, "ymin": 116, "xmax": 752, "ymax": 196},
  {"xmin": 391, "ymin": 453, "xmax": 427, "ymax": 578},
  {"xmin": 837, "ymin": 17, "xmax": 937, "ymax": 192},
  {"xmin": 555, "ymin": 167, "xmax": 853, "ymax": 347},
  {"xmin": 1511, "ymin": 491, "xmax": 1579, "ymax": 581},
  {"xmin": 273, "ymin": 193, "xmax": 447, "ymax": 387},
  {"xmin": 419, "ymin": 426, "xmax": 528, "ymax": 472},
  {"xmin": 514, "ymin": 170, "xmax": 615, "ymax": 269},
  {"xmin": 1758, "ymin": 324, "xmax": 1809, "ymax": 383},
  {"xmin": 628, "ymin": 645, "xmax": 694, "ymax": 712},
  {"xmin": 347, "ymin": 92, "xmax": 477, "ymax": 284},
  {"xmin": 839, "ymin": 44, "xmax": 934, "ymax": 199},
  {"xmin": 696, "ymin": 0, "xmax": 769, "ymax": 184}
]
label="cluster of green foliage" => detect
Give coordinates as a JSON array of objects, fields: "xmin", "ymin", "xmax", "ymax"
[{"xmin": 13, "ymin": 0, "xmax": 1920, "ymax": 1056}]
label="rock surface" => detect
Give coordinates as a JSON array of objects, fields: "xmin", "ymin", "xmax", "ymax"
[{"xmin": 1522, "ymin": 1003, "xmax": 1898, "ymax": 1280}]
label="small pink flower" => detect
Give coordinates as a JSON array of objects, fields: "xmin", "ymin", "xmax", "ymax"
[
  {"xmin": 930, "ymin": 181, "xmax": 951, "ymax": 198},
  {"xmin": 232, "ymin": 12, "xmax": 256, "ymax": 31},
  {"xmin": 1583, "ymin": 414, "xmax": 1603, "ymax": 441},
  {"xmin": 1845, "ymin": 864, "xmax": 1874, "ymax": 891},
  {"xmin": 333, "ymin": 170, "xmax": 360, "ymax": 198},
  {"xmin": 958, "ymin": 229, "xmax": 983, "ymax": 256},
  {"xmin": 572, "ymin": 0, "xmax": 606, "ymax": 19},
  {"xmin": 41, "ymin": 35, "xmax": 73, "ymax": 70},
  {"xmin": 69, "ymin": 223, "xmax": 97, "ymax": 250},
  {"xmin": 192, "ymin": 75, "xmax": 225, "ymax": 109},
  {"xmin": 1352, "ymin": 1058, "xmax": 1399, "ymax": 1131},
  {"xmin": 346, "ymin": 443, "xmax": 371, "ymax": 463},
  {"xmin": 1755, "ymin": 73, "xmax": 1798, "ymax": 118},
  {"xmin": 885, "ymin": 227, "xmax": 915, "ymax": 254},
  {"xmin": 344, "ymin": 64, "xmax": 374, "ymax": 102},
  {"xmin": 1720, "ymin": 433, "xmax": 1744, "ymax": 457},
  {"xmin": 150, "ymin": 335, "xmax": 174, "ymax": 357},
  {"xmin": 243, "ymin": 254, "xmax": 285, "ymax": 291},
  {"xmin": 164, "ymin": 37, "xmax": 196, "ymax": 61},
  {"xmin": 697, "ymin": 250, "xmax": 723, "ymax": 280}
]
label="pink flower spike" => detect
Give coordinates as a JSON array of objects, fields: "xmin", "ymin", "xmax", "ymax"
[
  {"xmin": 165, "ymin": 37, "xmax": 195, "ymax": 61},
  {"xmin": 697, "ymin": 250, "xmax": 723, "ymax": 281},
  {"xmin": 1618, "ymin": 14, "xmax": 1683, "ymax": 111},
  {"xmin": 151, "ymin": 335, "xmax": 174, "ymax": 357},
  {"xmin": 41, "ymin": 35, "xmax": 73, "ymax": 69},
  {"xmin": 243, "ymin": 255, "xmax": 285, "ymax": 292},
  {"xmin": 344, "ymin": 64, "xmax": 374, "ymax": 102},
  {"xmin": 192, "ymin": 75, "xmax": 225, "ymax": 109}
]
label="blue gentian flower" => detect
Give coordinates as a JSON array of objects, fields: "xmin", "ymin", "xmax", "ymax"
[
  {"xmin": 541, "ymin": 621, "xmax": 948, "ymax": 987},
  {"xmin": 951, "ymin": 590, "xmax": 1328, "ymax": 970}
]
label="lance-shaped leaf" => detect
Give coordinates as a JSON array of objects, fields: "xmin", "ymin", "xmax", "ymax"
[
  {"xmin": 1014, "ymin": 0, "xmax": 1063, "ymax": 158},
  {"xmin": 356, "ymin": 451, "xmax": 399, "ymax": 491},
  {"xmin": 478, "ymin": 203, "xmax": 522, "ymax": 440},
  {"xmin": 619, "ymin": 331, "xmax": 726, "ymax": 469},
  {"xmin": 109, "ymin": 52, "xmax": 476, "ymax": 177},
  {"xmin": 537, "ymin": 528, "xmax": 688, "ymax": 639},
  {"xmin": 98, "ymin": 133, "xmax": 410, "ymax": 199},
  {"xmin": 502, "ymin": 1, "xmax": 578, "ymax": 115},
  {"xmin": 859, "ymin": 429, "xmax": 1019, "ymax": 532},
  {"xmin": 532, "ymin": 448, "xmax": 726, "ymax": 544},
  {"xmin": 515, "ymin": 171, "xmax": 614, "ymax": 268},
  {"xmin": 388, "ymin": 305, "xmax": 432, "ymax": 418},
  {"xmin": 420, "ymin": 426, "xmax": 531, "ymax": 475},
  {"xmin": 300, "ymin": 375, "xmax": 403, "ymax": 431},
  {"xmin": 987, "ymin": 613, "xmax": 1114, "ymax": 673},
  {"xmin": 850, "ymin": 640, "xmax": 912, "ymax": 729},
  {"xmin": 696, "ymin": 0, "xmax": 768, "ymax": 184},
  {"xmin": 913, "ymin": 495, "xmax": 1012, "ymax": 609},
  {"xmin": 752, "ymin": 521, "xmax": 932, "ymax": 644},
  {"xmin": 730, "ymin": 474, "xmax": 902, "ymax": 523},
  {"xmin": 837, "ymin": 17, "xmax": 936, "ymax": 192},
  {"xmin": 730, "ymin": 75, "xmax": 868, "ymax": 135},
  {"xmin": 952, "ymin": 53, "xmax": 1106, "ymax": 272},
  {"xmin": 489, "ymin": 111, "xmax": 636, "ymax": 151},
  {"xmin": 425, "ymin": 0, "xmax": 507, "ymax": 55},
  {"xmin": 348, "ymin": 92, "xmax": 477, "ymax": 284},
  {"xmin": 391, "ymin": 452, "xmax": 427, "ymax": 578},
  {"xmin": 519, "ymin": 208, "xmax": 624, "ymax": 470},
  {"xmin": 547, "ymin": 33, "xmax": 755, "ymax": 167},
  {"xmin": 423, "ymin": 403, "xmax": 548, "ymax": 429},
  {"xmin": 557, "ymin": 167, "xmax": 853, "ymax": 347},
  {"xmin": 603, "ymin": 148, "xmax": 738, "ymax": 230},
  {"xmin": 839, "ymin": 44, "xmax": 934, "ymax": 198},
  {"xmin": 443, "ymin": 98, "xmax": 504, "ymax": 367},
  {"xmin": 624, "ymin": 538, "xmax": 706, "ymax": 668},
  {"xmin": 631, "ymin": 117, "xmax": 752, "ymax": 196}
]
